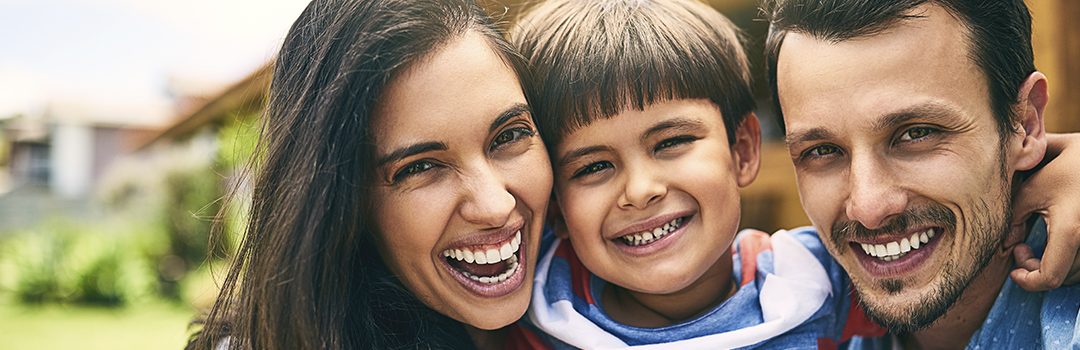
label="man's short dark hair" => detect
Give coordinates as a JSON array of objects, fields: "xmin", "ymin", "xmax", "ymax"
[{"xmin": 763, "ymin": 0, "xmax": 1035, "ymax": 139}]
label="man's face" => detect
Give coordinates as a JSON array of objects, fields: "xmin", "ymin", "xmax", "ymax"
[{"xmin": 777, "ymin": 5, "xmax": 1026, "ymax": 331}]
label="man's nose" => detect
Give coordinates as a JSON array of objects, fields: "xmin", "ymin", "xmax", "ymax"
[{"xmin": 845, "ymin": 154, "xmax": 906, "ymax": 230}]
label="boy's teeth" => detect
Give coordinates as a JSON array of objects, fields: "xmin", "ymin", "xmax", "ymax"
[
  {"xmin": 860, "ymin": 228, "xmax": 939, "ymax": 262},
  {"xmin": 442, "ymin": 231, "xmax": 522, "ymax": 265},
  {"xmin": 619, "ymin": 217, "xmax": 683, "ymax": 247}
]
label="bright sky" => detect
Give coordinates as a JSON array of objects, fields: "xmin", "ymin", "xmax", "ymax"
[{"xmin": 0, "ymin": 0, "xmax": 310, "ymax": 125}]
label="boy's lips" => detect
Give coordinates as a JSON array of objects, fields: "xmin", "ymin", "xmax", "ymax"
[
  {"xmin": 608, "ymin": 211, "xmax": 694, "ymax": 240},
  {"xmin": 609, "ymin": 211, "xmax": 695, "ymax": 257}
]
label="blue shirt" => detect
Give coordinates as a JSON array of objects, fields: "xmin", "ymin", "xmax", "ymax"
[{"xmin": 521, "ymin": 227, "xmax": 856, "ymax": 349}]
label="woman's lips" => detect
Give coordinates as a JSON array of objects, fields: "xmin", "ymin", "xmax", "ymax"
[{"xmin": 441, "ymin": 230, "xmax": 528, "ymax": 298}]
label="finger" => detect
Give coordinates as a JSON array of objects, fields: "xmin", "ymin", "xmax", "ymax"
[
  {"xmin": 1018, "ymin": 219, "xmax": 1074, "ymax": 291},
  {"xmin": 1010, "ymin": 243, "xmax": 1051, "ymax": 291},
  {"xmin": 1012, "ymin": 243, "xmax": 1040, "ymax": 271},
  {"xmin": 1004, "ymin": 223, "xmax": 1029, "ymax": 249}
]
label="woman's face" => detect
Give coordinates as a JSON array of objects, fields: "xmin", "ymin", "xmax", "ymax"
[{"xmin": 370, "ymin": 32, "xmax": 552, "ymax": 330}]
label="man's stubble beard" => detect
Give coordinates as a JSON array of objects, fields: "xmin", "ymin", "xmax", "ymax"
[{"xmin": 836, "ymin": 153, "xmax": 1013, "ymax": 334}]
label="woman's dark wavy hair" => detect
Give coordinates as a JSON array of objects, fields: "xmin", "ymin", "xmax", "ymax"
[{"xmin": 188, "ymin": 0, "xmax": 531, "ymax": 348}]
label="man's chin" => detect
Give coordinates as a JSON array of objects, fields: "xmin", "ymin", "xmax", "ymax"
[{"xmin": 856, "ymin": 276, "xmax": 965, "ymax": 334}]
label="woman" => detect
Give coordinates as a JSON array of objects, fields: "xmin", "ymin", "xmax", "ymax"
[{"xmin": 191, "ymin": 0, "xmax": 551, "ymax": 348}]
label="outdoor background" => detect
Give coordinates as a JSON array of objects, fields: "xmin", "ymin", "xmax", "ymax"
[{"xmin": 0, "ymin": 0, "xmax": 1076, "ymax": 349}]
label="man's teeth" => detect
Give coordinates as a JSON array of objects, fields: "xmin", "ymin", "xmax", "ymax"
[
  {"xmin": 860, "ymin": 228, "xmax": 937, "ymax": 262},
  {"xmin": 620, "ymin": 217, "xmax": 683, "ymax": 246},
  {"xmin": 442, "ymin": 231, "xmax": 521, "ymax": 265}
]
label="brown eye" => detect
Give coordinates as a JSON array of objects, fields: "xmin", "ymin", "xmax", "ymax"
[
  {"xmin": 803, "ymin": 144, "xmax": 842, "ymax": 159},
  {"xmin": 899, "ymin": 126, "xmax": 936, "ymax": 142},
  {"xmin": 490, "ymin": 127, "xmax": 535, "ymax": 151},
  {"xmin": 654, "ymin": 135, "xmax": 697, "ymax": 153},
  {"xmin": 572, "ymin": 161, "xmax": 613, "ymax": 179},
  {"xmin": 393, "ymin": 160, "xmax": 438, "ymax": 182}
]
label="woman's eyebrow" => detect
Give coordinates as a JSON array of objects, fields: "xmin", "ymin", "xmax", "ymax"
[
  {"xmin": 377, "ymin": 141, "xmax": 447, "ymax": 167},
  {"xmin": 489, "ymin": 103, "xmax": 531, "ymax": 133}
]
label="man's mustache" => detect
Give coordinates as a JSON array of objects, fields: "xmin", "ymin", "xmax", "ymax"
[{"xmin": 831, "ymin": 203, "xmax": 957, "ymax": 251}]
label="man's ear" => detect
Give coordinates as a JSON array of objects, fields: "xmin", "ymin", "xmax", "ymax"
[
  {"xmin": 1012, "ymin": 72, "xmax": 1049, "ymax": 171},
  {"xmin": 732, "ymin": 113, "xmax": 763, "ymax": 187},
  {"xmin": 546, "ymin": 195, "xmax": 570, "ymax": 240}
]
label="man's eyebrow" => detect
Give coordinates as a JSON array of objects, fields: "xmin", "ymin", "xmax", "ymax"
[
  {"xmin": 377, "ymin": 141, "xmax": 447, "ymax": 167},
  {"xmin": 785, "ymin": 128, "xmax": 836, "ymax": 146},
  {"xmin": 489, "ymin": 103, "xmax": 531, "ymax": 133},
  {"xmin": 557, "ymin": 145, "xmax": 611, "ymax": 168},
  {"xmin": 872, "ymin": 102, "xmax": 960, "ymax": 133},
  {"xmin": 641, "ymin": 117, "xmax": 706, "ymax": 143},
  {"xmin": 785, "ymin": 103, "xmax": 962, "ymax": 146}
]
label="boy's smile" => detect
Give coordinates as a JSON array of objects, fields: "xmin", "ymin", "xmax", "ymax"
[{"xmin": 552, "ymin": 98, "xmax": 761, "ymax": 312}]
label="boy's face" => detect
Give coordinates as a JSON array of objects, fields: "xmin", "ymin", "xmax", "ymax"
[{"xmin": 552, "ymin": 98, "xmax": 760, "ymax": 294}]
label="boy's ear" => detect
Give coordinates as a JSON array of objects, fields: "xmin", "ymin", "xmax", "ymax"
[
  {"xmin": 546, "ymin": 195, "xmax": 570, "ymax": 240},
  {"xmin": 732, "ymin": 113, "xmax": 762, "ymax": 187},
  {"xmin": 1012, "ymin": 72, "xmax": 1049, "ymax": 171}
]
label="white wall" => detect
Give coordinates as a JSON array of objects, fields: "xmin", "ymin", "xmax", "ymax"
[{"xmin": 50, "ymin": 122, "xmax": 93, "ymax": 198}]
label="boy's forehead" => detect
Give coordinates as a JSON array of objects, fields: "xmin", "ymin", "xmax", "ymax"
[{"xmin": 554, "ymin": 99, "xmax": 726, "ymax": 155}]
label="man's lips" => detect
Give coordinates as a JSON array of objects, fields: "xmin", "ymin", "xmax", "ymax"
[
  {"xmin": 852, "ymin": 227, "xmax": 940, "ymax": 262},
  {"xmin": 849, "ymin": 227, "xmax": 945, "ymax": 277}
]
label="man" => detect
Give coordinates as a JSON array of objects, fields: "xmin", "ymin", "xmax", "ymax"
[{"xmin": 765, "ymin": 1, "xmax": 1080, "ymax": 348}]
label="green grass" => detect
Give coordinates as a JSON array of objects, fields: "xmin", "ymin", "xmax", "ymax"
[{"xmin": 0, "ymin": 298, "xmax": 196, "ymax": 350}]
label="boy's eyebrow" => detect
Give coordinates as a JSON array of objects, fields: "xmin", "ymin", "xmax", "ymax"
[
  {"xmin": 641, "ymin": 118, "xmax": 706, "ymax": 143},
  {"xmin": 557, "ymin": 145, "xmax": 612, "ymax": 168}
]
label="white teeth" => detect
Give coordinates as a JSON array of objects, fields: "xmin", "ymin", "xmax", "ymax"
[
  {"xmin": 485, "ymin": 249, "xmax": 500, "ymax": 263},
  {"xmin": 860, "ymin": 228, "xmax": 941, "ymax": 262},
  {"xmin": 886, "ymin": 242, "xmax": 900, "ymax": 255},
  {"xmin": 499, "ymin": 243, "xmax": 513, "ymax": 260},
  {"xmin": 461, "ymin": 254, "xmax": 520, "ymax": 284},
  {"xmin": 448, "ymin": 232, "xmax": 525, "ymax": 285},
  {"xmin": 443, "ymin": 231, "xmax": 523, "ymax": 265},
  {"xmin": 619, "ymin": 217, "xmax": 683, "ymax": 246}
]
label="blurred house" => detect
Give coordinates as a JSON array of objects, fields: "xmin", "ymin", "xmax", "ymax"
[{"xmin": 0, "ymin": 101, "xmax": 165, "ymax": 231}]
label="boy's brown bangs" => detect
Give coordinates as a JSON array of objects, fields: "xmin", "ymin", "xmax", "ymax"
[{"xmin": 515, "ymin": 0, "xmax": 756, "ymax": 149}]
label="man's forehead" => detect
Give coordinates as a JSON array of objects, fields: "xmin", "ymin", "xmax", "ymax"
[{"xmin": 777, "ymin": 4, "xmax": 986, "ymax": 138}]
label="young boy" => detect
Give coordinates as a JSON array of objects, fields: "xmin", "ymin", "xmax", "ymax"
[{"xmin": 505, "ymin": 0, "xmax": 874, "ymax": 348}]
